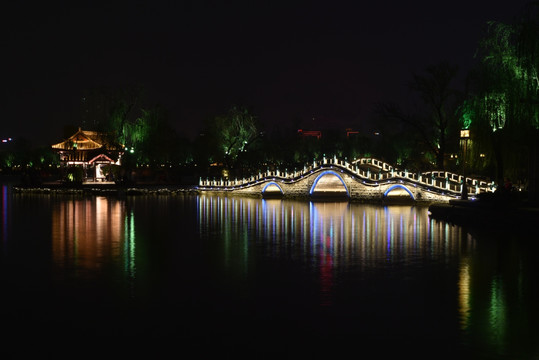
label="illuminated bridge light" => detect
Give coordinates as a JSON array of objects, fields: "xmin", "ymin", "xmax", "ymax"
[
  {"xmin": 262, "ymin": 182, "xmax": 284, "ymax": 198},
  {"xmin": 310, "ymin": 170, "xmax": 349, "ymax": 198},
  {"xmin": 384, "ymin": 184, "xmax": 415, "ymax": 200},
  {"xmin": 197, "ymin": 157, "xmax": 495, "ymax": 201}
]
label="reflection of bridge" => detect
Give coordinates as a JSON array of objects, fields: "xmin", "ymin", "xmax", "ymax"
[{"xmin": 197, "ymin": 157, "xmax": 496, "ymax": 203}]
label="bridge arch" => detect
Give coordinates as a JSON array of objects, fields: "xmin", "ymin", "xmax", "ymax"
[
  {"xmin": 383, "ymin": 184, "xmax": 415, "ymax": 200},
  {"xmin": 309, "ymin": 170, "xmax": 350, "ymax": 198},
  {"xmin": 262, "ymin": 182, "xmax": 284, "ymax": 196}
]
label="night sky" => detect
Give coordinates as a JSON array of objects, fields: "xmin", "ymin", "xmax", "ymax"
[{"xmin": 2, "ymin": 0, "xmax": 531, "ymax": 146}]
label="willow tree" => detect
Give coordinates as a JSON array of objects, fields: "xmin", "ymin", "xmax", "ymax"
[
  {"xmin": 204, "ymin": 106, "xmax": 260, "ymax": 169},
  {"xmin": 122, "ymin": 105, "xmax": 186, "ymax": 167},
  {"xmin": 82, "ymin": 86, "xmax": 142, "ymax": 145},
  {"xmin": 464, "ymin": 2, "xmax": 539, "ymax": 191}
]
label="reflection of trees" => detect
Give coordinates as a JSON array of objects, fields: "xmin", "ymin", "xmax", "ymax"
[{"xmin": 458, "ymin": 235, "xmax": 539, "ymax": 358}]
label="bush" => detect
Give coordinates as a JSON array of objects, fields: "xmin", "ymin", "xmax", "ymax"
[{"xmin": 64, "ymin": 166, "xmax": 84, "ymax": 185}]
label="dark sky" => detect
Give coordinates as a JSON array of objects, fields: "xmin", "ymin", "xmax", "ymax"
[{"xmin": 2, "ymin": 0, "xmax": 532, "ymax": 146}]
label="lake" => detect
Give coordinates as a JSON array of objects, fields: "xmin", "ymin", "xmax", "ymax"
[{"xmin": 1, "ymin": 184, "xmax": 538, "ymax": 359}]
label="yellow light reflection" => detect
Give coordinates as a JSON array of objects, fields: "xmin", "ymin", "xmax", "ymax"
[
  {"xmin": 52, "ymin": 197, "xmax": 135, "ymax": 280},
  {"xmin": 458, "ymin": 258, "xmax": 471, "ymax": 331}
]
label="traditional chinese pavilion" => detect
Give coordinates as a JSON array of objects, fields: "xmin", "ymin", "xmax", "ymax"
[{"xmin": 51, "ymin": 128, "xmax": 124, "ymax": 182}]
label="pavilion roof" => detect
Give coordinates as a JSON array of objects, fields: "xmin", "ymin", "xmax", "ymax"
[{"xmin": 51, "ymin": 128, "xmax": 122, "ymax": 151}]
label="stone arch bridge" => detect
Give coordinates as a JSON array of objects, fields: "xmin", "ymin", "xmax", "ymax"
[{"xmin": 197, "ymin": 157, "xmax": 496, "ymax": 203}]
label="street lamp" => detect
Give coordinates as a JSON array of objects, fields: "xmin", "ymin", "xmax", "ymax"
[{"xmin": 460, "ymin": 129, "xmax": 470, "ymax": 200}]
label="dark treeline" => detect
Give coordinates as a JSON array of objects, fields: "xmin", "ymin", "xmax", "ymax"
[{"xmin": 2, "ymin": 2, "xmax": 538, "ymax": 199}]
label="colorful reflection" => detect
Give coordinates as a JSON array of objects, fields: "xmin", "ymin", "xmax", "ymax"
[
  {"xmin": 198, "ymin": 196, "xmax": 469, "ymax": 264},
  {"xmin": 197, "ymin": 195, "xmax": 468, "ymax": 304},
  {"xmin": 197, "ymin": 194, "xmax": 539, "ymax": 356},
  {"xmin": 1, "ymin": 185, "xmax": 9, "ymax": 244},
  {"xmin": 0, "ymin": 191, "xmax": 536, "ymax": 357},
  {"xmin": 51, "ymin": 196, "xmax": 135, "ymax": 281}
]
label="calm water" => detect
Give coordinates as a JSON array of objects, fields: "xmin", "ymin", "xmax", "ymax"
[{"xmin": 1, "ymin": 184, "xmax": 538, "ymax": 358}]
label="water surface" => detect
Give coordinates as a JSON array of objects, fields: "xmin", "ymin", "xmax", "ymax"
[{"xmin": 1, "ymin": 185, "xmax": 537, "ymax": 358}]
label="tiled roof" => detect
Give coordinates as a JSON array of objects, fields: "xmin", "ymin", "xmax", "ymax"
[{"xmin": 51, "ymin": 128, "xmax": 122, "ymax": 151}]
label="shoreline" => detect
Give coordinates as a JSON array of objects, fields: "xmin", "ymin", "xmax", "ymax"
[
  {"xmin": 7, "ymin": 181, "xmax": 539, "ymax": 234},
  {"xmin": 9, "ymin": 181, "xmax": 199, "ymax": 196},
  {"xmin": 9, "ymin": 182, "xmax": 436, "ymax": 204},
  {"xmin": 9, "ymin": 181, "xmax": 539, "ymax": 224},
  {"xmin": 428, "ymin": 197, "xmax": 539, "ymax": 234}
]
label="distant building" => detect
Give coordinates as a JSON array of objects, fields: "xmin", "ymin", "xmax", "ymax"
[
  {"xmin": 297, "ymin": 129, "xmax": 322, "ymax": 139},
  {"xmin": 345, "ymin": 128, "xmax": 359, "ymax": 138},
  {"xmin": 51, "ymin": 128, "xmax": 124, "ymax": 182}
]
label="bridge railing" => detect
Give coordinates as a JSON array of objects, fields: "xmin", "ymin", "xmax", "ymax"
[{"xmin": 352, "ymin": 157, "xmax": 394, "ymax": 172}]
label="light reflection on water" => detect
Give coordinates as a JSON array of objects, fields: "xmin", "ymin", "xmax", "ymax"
[
  {"xmin": 195, "ymin": 195, "xmax": 538, "ymax": 358},
  {"xmin": 1, "ymin": 185, "xmax": 9, "ymax": 243},
  {"xmin": 1, "ymin": 190, "xmax": 538, "ymax": 358},
  {"xmin": 50, "ymin": 196, "xmax": 136, "ymax": 283},
  {"xmin": 197, "ymin": 195, "xmax": 468, "ymax": 272}
]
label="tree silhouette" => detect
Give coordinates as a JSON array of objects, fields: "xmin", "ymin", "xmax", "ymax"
[{"xmin": 376, "ymin": 62, "xmax": 462, "ymax": 170}]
